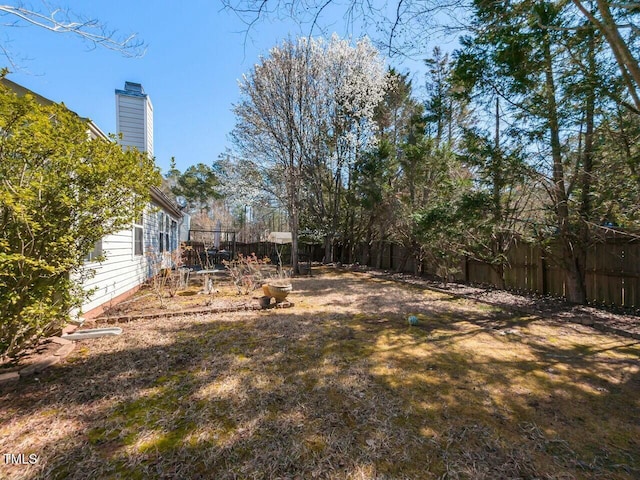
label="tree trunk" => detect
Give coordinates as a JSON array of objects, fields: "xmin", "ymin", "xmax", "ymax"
[
  {"xmin": 574, "ymin": 0, "xmax": 640, "ymax": 111},
  {"xmin": 375, "ymin": 240, "xmax": 383, "ymax": 269},
  {"xmin": 492, "ymin": 263, "xmax": 506, "ymax": 290},
  {"xmin": 395, "ymin": 248, "xmax": 410, "ymax": 273},
  {"xmin": 363, "ymin": 241, "xmax": 371, "ymax": 266},
  {"xmin": 347, "ymin": 208, "xmax": 356, "ymax": 263},
  {"xmin": 290, "ymin": 208, "xmax": 299, "ymax": 275},
  {"xmin": 363, "ymin": 219, "xmax": 374, "ymax": 266},
  {"xmin": 492, "ymin": 96, "xmax": 506, "ymax": 290},
  {"xmin": 323, "ymin": 235, "xmax": 334, "ymax": 264},
  {"xmin": 543, "ymin": 34, "xmax": 586, "ymax": 303},
  {"xmin": 574, "ymin": 26, "xmax": 597, "ymax": 305}
]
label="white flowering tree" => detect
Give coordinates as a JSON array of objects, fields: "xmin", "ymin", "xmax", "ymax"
[
  {"xmin": 308, "ymin": 35, "xmax": 387, "ymax": 262},
  {"xmin": 232, "ymin": 37, "xmax": 324, "ymax": 273},
  {"xmin": 232, "ymin": 35, "xmax": 386, "ymax": 272}
]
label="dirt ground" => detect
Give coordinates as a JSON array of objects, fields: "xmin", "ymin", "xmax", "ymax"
[
  {"xmin": 98, "ymin": 275, "xmax": 255, "ymax": 319},
  {"xmin": 1, "ymin": 269, "xmax": 639, "ymax": 479},
  {"xmin": 364, "ymin": 269, "xmax": 640, "ymax": 339}
]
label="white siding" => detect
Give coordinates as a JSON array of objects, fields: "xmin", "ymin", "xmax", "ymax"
[
  {"xmin": 76, "ymin": 203, "xmax": 181, "ymax": 316},
  {"xmin": 77, "ymin": 208, "xmax": 149, "ymax": 314},
  {"xmin": 179, "ymin": 214, "xmax": 191, "ymax": 242},
  {"xmin": 145, "ymin": 97, "xmax": 154, "ymax": 158},
  {"xmin": 116, "ymin": 95, "xmax": 147, "ymax": 153}
]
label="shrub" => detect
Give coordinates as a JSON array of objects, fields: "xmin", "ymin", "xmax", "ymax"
[
  {"xmin": 223, "ymin": 253, "xmax": 270, "ymax": 294},
  {"xmin": 0, "ymin": 80, "xmax": 160, "ymax": 359},
  {"xmin": 145, "ymin": 244, "xmax": 186, "ymax": 307}
]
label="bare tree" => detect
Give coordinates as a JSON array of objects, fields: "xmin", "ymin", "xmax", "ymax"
[
  {"xmin": 222, "ymin": 0, "xmax": 640, "ymax": 113},
  {"xmin": 232, "ymin": 38, "xmax": 325, "ymax": 274},
  {"xmin": 303, "ymin": 35, "xmax": 386, "ymax": 262},
  {"xmin": 0, "ymin": 2, "xmax": 145, "ymax": 66},
  {"xmin": 232, "ymin": 35, "xmax": 387, "ymax": 271},
  {"xmin": 220, "ymin": 0, "xmax": 467, "ymax": 57}
]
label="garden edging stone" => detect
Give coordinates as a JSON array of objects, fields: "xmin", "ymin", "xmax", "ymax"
[
  {"xmin": 100, "ymin": 300, "xmax": 294, "ymax": 323},
  {"xmin": 1, "ymin": 336, "xmax": 78, "ymax": 383}
]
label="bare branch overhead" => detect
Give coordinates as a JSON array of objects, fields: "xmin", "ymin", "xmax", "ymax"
[{"xmin": 0, "ymin": 3, "xmax": 146, "ymax": 59}]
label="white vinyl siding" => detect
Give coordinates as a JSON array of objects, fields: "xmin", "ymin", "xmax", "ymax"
[
  {"xmin": 77, "ymin": 203, "xmax": 180, "ymax": 316},
  {"xmin": 116, "ymin": 94, "xmax": 152, "ymax": 155},
  {"xmin": 77, "ymin": 222, "xmax": 147, "ymax": 315},
  {"xmin": 145, "ymin": 98, "xmax": 154, "ymax": 157},
  {"xmin": 179, "ymin": 214, "xmax": 191, "ymax": 242},
  {"xmin": 116, "ymin": 95, "xmax": 145, "ymax": 151}
]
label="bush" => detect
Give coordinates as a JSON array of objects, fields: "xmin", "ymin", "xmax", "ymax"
[
  {"xmin": 223, "ymin": 253, "xmax": 270, "ymax": 294},
  {"xmin": 0, "ymin": 80, "xmax": 160, "ymax": 359}
]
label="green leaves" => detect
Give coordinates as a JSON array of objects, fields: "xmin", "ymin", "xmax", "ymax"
[
  {"xmin": 0, "ymin": 82, "xmax": 161, "ymax": 358},
  {"xmin": 170, "ymin": 163, "xmax": 222, "ymax": 209}
]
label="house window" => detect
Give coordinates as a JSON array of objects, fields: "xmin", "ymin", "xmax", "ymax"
[
  {"xmin": 85, "ymin": 239, "xmax": 103, "ymax": 262},
  {"xmin": 134, "ymin": 213, "xmax": 144, "ymax": 256},
  {"xmin": 165, "ymin": 215, "xmax": 171, "ymax": 251},
  {"xmin": 158, "ymin": 212, "xmax": 164, "ymax": 252},
  {"xmin": 158, "ymin": 212, "xmax": 170, "ymax": 253},
  {"xmin": 171, "ymin": 220, "xmax": 177, "ymax": 251}
]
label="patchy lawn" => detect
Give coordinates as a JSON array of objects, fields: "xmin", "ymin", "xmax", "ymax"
[
  {"xmin": 99, "ymin": 273, "xmax": 254, "ymax": 318},
  {"xmin": 1, "ymin": 270, "xmax": 639, "ymax": 479}
]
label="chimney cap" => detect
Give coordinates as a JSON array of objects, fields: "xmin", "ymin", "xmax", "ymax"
[
  {"xmin": 124, "ymin": 81, "xmax": 144, "ymax": 93},
  {"xmin": 116, "ymin": 81, "xmax": 147, "ymax": 98}
]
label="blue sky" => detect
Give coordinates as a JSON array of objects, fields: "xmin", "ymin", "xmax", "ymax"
[{"xmin": 3, "ymin": 0, "xmax": 454, "ymax": 174}]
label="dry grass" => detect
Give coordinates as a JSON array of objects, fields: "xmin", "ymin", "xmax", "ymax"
[
  {"xmin": 100, "ymin": 276, "xmax": 251, "ymax": 318},
  {"xmin": 1, "ymin": 268, "xmax": 639, "ymax": 479}
]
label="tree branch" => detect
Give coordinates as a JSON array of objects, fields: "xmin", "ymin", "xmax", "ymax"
[{"xmin": 0, "ymin": 4, "xmax": 146, "ymax": 58}]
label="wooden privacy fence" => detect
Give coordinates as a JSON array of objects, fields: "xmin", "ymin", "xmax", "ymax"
[
  {"xmin": 234, "ymin": 242, "xmax": 325, "ymax": 265},
  {"xmin": 183, "ymin": 241, "xmax": 324, "ymax": 268},
  {"xmin": 349, "ymin": 236, "xmax": 640, "ymax": 308},
  {"xmin": 459, "ymin": 239, "xmax": 640, "ymax": 308},
  {"xmin": 186, "ymin": 234, "xmax": 640, "ymax": 308}
]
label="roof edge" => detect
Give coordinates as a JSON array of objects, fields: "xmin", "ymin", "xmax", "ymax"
[{"xmin": 151, "ymin": 186, "xmax": 183, "ymax": 219}]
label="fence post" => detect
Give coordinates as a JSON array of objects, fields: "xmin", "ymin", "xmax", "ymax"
[
  {"xmin": 463, "ymin": 256, "xmax": 469, "ymax": 283},
  {"xmin": 537, "ymin": 249, "xmax": 547, "ymax": 295}
]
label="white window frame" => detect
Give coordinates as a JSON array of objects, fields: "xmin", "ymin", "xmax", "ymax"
[
  {"xmin": 84, "ymin": 239, "xmax": 103, "ymax": 263},
  {"xmin": 133, "ymin": 211, "xmax": 144, "ymax": 257}
]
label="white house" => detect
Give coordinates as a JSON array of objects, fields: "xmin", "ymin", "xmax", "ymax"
[
  {"xmin": 79, "ymin": 82, "xmax": 183, "ymax": 319},
  {"xmin": 80, "ymin": 185, "xmax": 184, "ymax": 318},
  {"xmin": 1, "ymin": 77, "xmax": 185, "ymax": 319}
]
